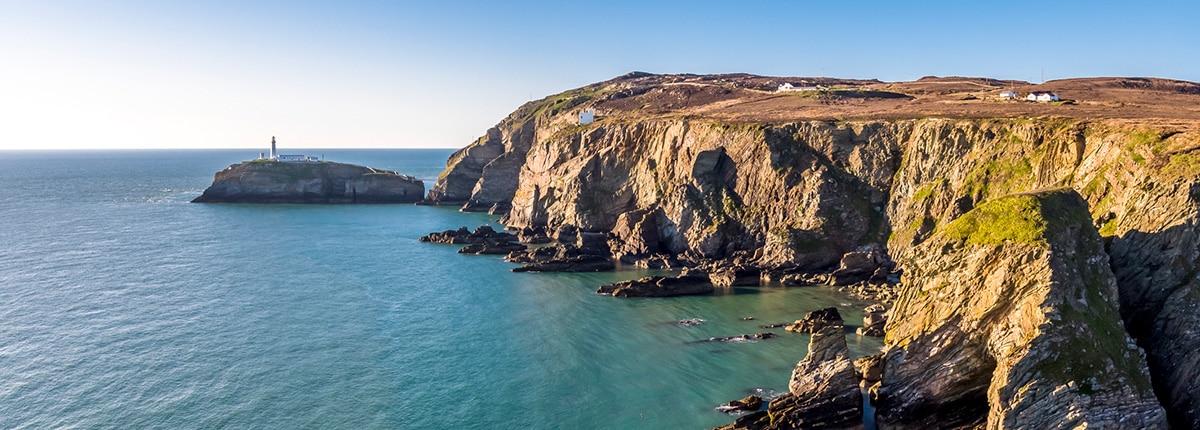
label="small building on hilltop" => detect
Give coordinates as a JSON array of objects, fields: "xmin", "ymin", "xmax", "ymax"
[
  {"xmin": 262, "ymin": 136, "xmax": 320, "ymax": 162},
  {"xmin": 579, "ymin": 109, "xmax": 595, "ymax": 125},
  {"xmin": 999, "ymin": 90, "xmax": 1019, "ymax": 100},
  {"xmin": 1027, "ymin": 91, "xmax": 1060, "ymax": 102},
  {"xmin": 777, "ymin": 83, "xmax": 820, "ymax": 92}
]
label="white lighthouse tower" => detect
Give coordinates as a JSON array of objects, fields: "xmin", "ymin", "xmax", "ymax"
[{"xmin": 269, "ymin": 136, "xmax": 277, "ymax": 159}]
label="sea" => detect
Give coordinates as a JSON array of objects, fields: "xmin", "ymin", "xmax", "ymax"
[{"xmin": 0, "ymin": 149, "xmax": 883, "ymax": 429}]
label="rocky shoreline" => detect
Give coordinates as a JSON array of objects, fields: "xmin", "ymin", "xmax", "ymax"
[{"xmin": 416, "ymin": 72, "xmax": 1200, "ymax": 428}]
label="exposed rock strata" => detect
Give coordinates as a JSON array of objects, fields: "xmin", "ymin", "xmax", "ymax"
[
  {"xmin": 428, "ymin": 73, "xmax": 1200, "ymax": 425},
  {"xmin": 874, "ymin": 189, "xmax": 1166, "ymax": 429},
  {"xmin": 194, "ymin": 160, "xmax": 423, "ymax": 203}
]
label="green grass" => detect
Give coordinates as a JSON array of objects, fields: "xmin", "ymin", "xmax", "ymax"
[
  {"xmin": 1125, "ymin": 130, "xmax": 1164, "ymax": 164},
  {"xmin": 942, "ymin": 193, "xmax": 1048, "ymax": 246},
  {"xmin": 1163, "ymin": 152, "xmax": 1200, "ymax": 180},
  {"xmin": 911, "ymin": 178, "xmax": 947, "ymax": 202},
  {"xmin": 961, "ymin": 158, "xmax": 1034, "ymax": 201},
  {"xmin": 1098, "ymin": 218, "xmax": 1118, "ymax": 236},
  {"xmin": 941, "ymin": 188, "xmax": 1090, "ymax": 247}
]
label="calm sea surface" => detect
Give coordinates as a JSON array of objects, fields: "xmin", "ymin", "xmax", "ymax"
[{"xmin": 0, "ymin": 149, "xmax": 882, "ymax": 429}]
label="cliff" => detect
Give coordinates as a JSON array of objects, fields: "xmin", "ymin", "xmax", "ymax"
[
  {"xmin": 193, "ymin": 160, "xmax": 424, "ymax": 204},
  {"xmin": 427, "ymin": 73, "xmax": 1200, "ymax": 427}
]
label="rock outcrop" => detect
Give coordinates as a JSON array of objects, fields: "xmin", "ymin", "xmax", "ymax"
[
  {"xmin": 874, "ymin": 189, "xmax": 1166, "ymax": 428},
  {"xmin": 719, "ymin": 318, "xmax": 862, "ymax": 430},
  {"xmin": 718, "ymin": 395, "xmax": 764, "ymax": 414},
  {"xmin": 595, "ymin": 268, "xmax": 713, "ymax": 297},
  {"xmin": 193, "ymin": 160, "xmax": 423, "ymax": 204},
  {"xmin": 784, "ymin": 307, "xmax": 844, "ymax": 334}
]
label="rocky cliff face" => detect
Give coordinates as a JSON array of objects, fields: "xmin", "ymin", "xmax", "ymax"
[
  {"xmin": 875, "ymin": 189, "xmax": 1165, "ymax": 428},
  {"xmin": 429, "ymin": 73, "xmax": 1200, "ymax": 427},
  {"xmin": 193, "ymin": 160, "xmax": 424, "ymax": 204}
]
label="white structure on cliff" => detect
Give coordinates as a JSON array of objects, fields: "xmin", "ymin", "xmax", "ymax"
[
  {"xmin": 999, "ymin": 90, "xmax": 1019, "ymax": 100},
  {"xmin": 579, "ymin": 109, "xmax": 595, "ymax": 125},
  {"xmin": 778, "ymin": 83, "xmax": 819, "ymax": 92},
  {"xmin": 265, "ymin": 136, "xmax": 319, "ymax": 162},
  {"xmin": 1027, "ymin": 92, "xmax": 1060, "ymax": 102}
]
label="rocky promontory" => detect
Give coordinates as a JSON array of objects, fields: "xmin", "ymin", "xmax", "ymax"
[
  {"xmin": 875, "ymin": 189, "xmax": 1165, "ymax": 428},
  {"xmin": 421, "ymin": 72, "xmax": 1200, "ymax": 427},
  {"xmin": 193, "ymin": 160, "xmax": 424, "ymax": 204}
]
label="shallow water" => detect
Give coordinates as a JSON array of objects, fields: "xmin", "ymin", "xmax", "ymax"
[{"xmin": 0, "ymin": 149, "xmax": 882, "ymax": 429}]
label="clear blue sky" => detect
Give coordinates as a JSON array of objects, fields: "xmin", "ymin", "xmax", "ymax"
[{"xmin": 2, "ymin": 0, "xmax": 1197, "ymax": 150}]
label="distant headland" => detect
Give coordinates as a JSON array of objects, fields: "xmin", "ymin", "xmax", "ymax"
[{"xmin": 192, "ymin": 137, "xmax": 424, "ymax": 204}]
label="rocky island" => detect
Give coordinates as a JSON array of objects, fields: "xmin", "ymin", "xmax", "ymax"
[
  {"xmin": 422, "ymin": 72, "xmax": 1200, "ymax": 428},
  {"xmin": 194, "ymin": 138, "xmax": 424, "ymax": 204}
]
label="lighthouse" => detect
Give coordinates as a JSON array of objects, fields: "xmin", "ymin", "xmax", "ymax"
[{"xmin": 270, "ymin": 136, "xmax": 277, "ymax": 159}]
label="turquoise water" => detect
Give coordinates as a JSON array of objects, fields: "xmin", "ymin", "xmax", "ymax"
[{"xmin": 0, "ymin": 149, "xmax": 883, "ymax": 429}]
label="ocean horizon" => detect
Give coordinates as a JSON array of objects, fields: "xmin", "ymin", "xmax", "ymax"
[{"xmin": 0, "ymin": 149, "xmax": 882, "ymax": 429}]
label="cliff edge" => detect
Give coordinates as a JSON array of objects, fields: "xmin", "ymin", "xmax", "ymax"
[{"xmin": 193, "ymin": 160, "xmax": 424, "ymax": 204}]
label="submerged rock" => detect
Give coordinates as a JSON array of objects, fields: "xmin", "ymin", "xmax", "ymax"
[
  {"xmin": 193, "ymin": 160, "xmax": 424, "ymax": 204},
  {"xmin": 691, "ymin": 333, "xmax": 777, "ymax": 344}
]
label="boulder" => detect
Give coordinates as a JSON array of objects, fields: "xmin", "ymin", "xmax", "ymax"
[
  {"xmin": 718, "ymin": 395, "xmax": 764, "ymax": 414},
  {"xmin": 515, "ymin": 227, "xmax": 552, "ymax": 244},
  {"xmin": 708, "ymin": 264, "xmax": 761, "ymax": 288},
  {"xmin": 829, "ymin": 245, "xmax": 893, "ymax": 286},
  {"xmin": 610, "ymin": 208, "xmax": 662, "ymax": 260},
  {"xmin": 854, "ymin": 354, "xmax": 884, "ymax": 384},
  {"xmin": 854, "ymin": 304, "xmax": 886, "ymax": 337}
]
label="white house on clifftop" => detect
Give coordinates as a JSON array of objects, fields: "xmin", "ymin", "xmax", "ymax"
[
  {"xmin": 777, "ymin": 83, "xmax": 819, "ymax": 92},
  {"xmin": 1027, "ymin": 91, "xmax": 1060, "ymax": 102}
]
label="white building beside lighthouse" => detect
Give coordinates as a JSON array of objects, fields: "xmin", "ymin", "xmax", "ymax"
[{"xmin": 263, "ymin": 136, "xmax": 319, "ymax": 162}]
